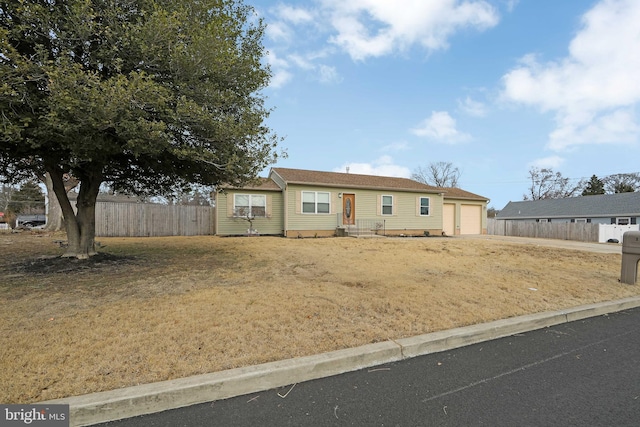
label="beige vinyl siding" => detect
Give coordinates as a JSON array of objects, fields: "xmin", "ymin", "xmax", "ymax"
[
  {"xmin": 216, "ymin": 190, "xmax": 284, "ymax": 235},
  {"xmin": 284, "ymin": 185, "xmax": 444, "ymax": 233},
  {"xmin": 377, "ymin": 191, "xmax": 441, "ymax": 231},
  {"xmin": 286, "ymin": 185, "xmax": 339, "ymax": 231}
]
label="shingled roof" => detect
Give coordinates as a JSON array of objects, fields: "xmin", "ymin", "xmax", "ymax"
[
  {"xmin": 435, "ymin": 186, "xmax": 489, "ymax": 202},
  {"xmin": 497, "ymin": 192, "xmax": 640, "ymax": 219},
  {"xmin": 271, "ymin": 167, "xmax": 439, "ymax": 192},
  {"xmin": 270, "ymin": 167, "xmax": 488, "ymax": 200}
]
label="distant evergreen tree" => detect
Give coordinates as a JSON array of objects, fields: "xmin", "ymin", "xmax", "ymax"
[
  {"xmin": 581, "ymin": 175, "xmax": 605, "ymax": 196},
  {"xmin": 8, "ymin": 181, "xmax": 44, "ymax": 215}
]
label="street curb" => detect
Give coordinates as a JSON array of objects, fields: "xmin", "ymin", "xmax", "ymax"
[{"xmin": 43, "ymin": 296, "xmax": 640, "ymax": 426}]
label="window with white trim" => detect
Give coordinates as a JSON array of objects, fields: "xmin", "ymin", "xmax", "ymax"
[
  {"xmin": 302, "ymin": 191, "xmax": 330, "ymax": 214},
  {"xmin": 381, "ymin": 195, "xmax": 393, "ymax": 215},
  {"xmin": 234, "ymin": 194, "xmax": 266, "ymax": 218},
  {"xmin": 575, "ymin": 218, "xmax": 587, "ymax": 223},
  {"xmin": 617, "ymin": 217, "xmax": 631, "ymax": 225},
  {"xmin": 419, "ymin": 197, "xmax": 430, "ymax": 216}
]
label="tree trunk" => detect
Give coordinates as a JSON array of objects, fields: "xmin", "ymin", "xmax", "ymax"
[
  {"xmin": 43, "ymin": 173, "xmax": 64, "ymax": 232},
  {"xmin": 42, "ymin": 172, "xmax": 80, "ymax": 232},
  {"xmin": 47, "ymin": 165, "xmax": 102, "ymax": 259}
]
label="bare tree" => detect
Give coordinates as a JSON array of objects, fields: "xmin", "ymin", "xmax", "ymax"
[
  {"xmin": 412, "ymin": 162, "xmax": 461, "ymax": 187},
  {"xmin": 524, "ymin": 167, "xmax": 584, "ymax": 200},
  {"xmin": 602, "ymin": 173, "xmax": 640, "ymax": 193}
]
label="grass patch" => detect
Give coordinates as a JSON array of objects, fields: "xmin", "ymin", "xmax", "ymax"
[{"xmin": 1, "ymin": 232, "xmax": 637, "ymax": 403}]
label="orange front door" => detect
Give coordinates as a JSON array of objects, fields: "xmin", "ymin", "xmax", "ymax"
[{"xmin": 343, "ymin": 194, "xmax": 355, "ymax": 225}]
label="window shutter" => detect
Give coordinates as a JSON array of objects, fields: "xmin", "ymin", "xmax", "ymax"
[
  {"xmin": 632, "ymin": 217, "xmax": 637, "ymax": 225},
  {"xmin": 227, "ymin": 194, "xmax": 235, "ymax": 217},
  {"xmin": 416, "ymin": 197, "xmax": 421, "ymax": 216},
  {"xmin": 393, "ymin": 196, "xmax": 397, "ymax": 216},
  {"xmin": 295, "ymin": 191, "xmax": 301, "ymax": 214},
  {"xmin": 611, "ymin": 218, "xmax": 616, "ymax": 224},
  {"xmin": 377, "ymin": 195, "xmax": 381, "ymax": 216}
]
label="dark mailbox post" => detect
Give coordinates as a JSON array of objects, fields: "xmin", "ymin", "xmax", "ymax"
[{"xmin": 621, "ymin": 231, "xmax": 640, "ymax": 285}]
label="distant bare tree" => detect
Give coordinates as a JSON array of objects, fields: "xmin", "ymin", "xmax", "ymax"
[
  {"xmin": 524, "ymin": 167, "xmax": 584, "ymax": 200},
  {"xmin": 602, "ymin": 173, "xmax": 640, "ymax": 193},
  {"xmin": 412, "ymin": 162, "xmax": 461, "ymax": 188}
]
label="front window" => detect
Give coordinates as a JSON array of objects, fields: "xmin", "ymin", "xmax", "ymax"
[
  {"xmin": 617, "ymin": 217, "xmax": 630, "ymax": 225},
  {"xmin": 234, "ymin": 194, "xmax": 266, "ymax": 218},
  {"xmin": 302, "ymin": 191, "xmax": 330, "ymax": 214},
  {"xmin": 419, "ymin": 197, "xmax": 430, "ymax": 216},
  {"xmin": 382, "ymin": 195, "xmax": 393, "ymax": 215}
]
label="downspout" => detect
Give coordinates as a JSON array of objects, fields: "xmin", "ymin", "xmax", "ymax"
[{"xmin": 283, "ymin": 184, "xmax": 289, "ymax": 237}]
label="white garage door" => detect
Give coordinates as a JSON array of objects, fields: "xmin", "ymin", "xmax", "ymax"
[
  {"xmin": 460, "ymin": 205, "xmax": 482, "ymax": 235},
  {"xmin": 443, "ymin": 204, "xmax": 455, "ymax": 236}
]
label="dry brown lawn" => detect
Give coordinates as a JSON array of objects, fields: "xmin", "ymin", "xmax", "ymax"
[{"xmin": 1, "ymin": 232, "xmax": 637, "ymax": 404}]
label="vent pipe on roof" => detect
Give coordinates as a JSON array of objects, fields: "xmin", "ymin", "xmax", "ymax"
[{"xmin": 346, "ymin": 167, "xmax": 350, "ymax": 174}]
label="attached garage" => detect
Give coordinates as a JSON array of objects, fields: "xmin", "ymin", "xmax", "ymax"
[
  {"xmin": 443, "ymin": 203, "xmax": 455, "ymax": 236},
  {"xmin": 460, "ymin": 204, "xmax": 482, "ymax": 235}
]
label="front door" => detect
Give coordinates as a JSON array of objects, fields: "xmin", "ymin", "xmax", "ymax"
[{"xmin": 342, "ymin": 193, "xmax": 355, "ymax": 225}]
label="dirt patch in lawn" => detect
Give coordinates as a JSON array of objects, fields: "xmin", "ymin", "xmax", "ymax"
[{"xmin": 1, "ymin": 232, "xmax": 637, "ymax": 403}]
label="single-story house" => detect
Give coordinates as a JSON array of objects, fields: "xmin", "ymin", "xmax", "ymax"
[
  {"xmin": 214, "ymin": 167, "xmax": 489, "ymax": 237},
  {"xmin": 497, "ymin": 192, "xmax": 640, "ymax": 225}
]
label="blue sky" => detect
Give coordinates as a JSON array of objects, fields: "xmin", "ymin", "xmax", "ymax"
[{"xmin": 252, "ymin": 0, "xmax": 640, "ymax": 210}]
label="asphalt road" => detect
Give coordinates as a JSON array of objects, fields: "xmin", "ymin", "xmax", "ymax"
[{"xmin": 96, "ymin": 307, "xmax": 640, "ymax": 427}]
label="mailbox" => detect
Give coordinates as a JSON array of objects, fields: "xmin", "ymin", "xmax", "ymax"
[{"xmin": 620, "ymin": 231, "xmax": 640, "ymax": 284}]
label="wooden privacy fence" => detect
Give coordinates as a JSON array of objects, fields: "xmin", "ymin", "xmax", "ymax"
[
  {"xmin": 93, "ymin": 202, "xmax": 215, "ymax": 237},
  {"xmin": 488, "ymin": 219, "xmax": 599, "ymax": 242}
]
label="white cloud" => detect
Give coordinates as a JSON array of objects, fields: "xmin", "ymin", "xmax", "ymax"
[
  {"xmin": 265, "ymin": 51, "xmax": 293, "ymax": 89},
  {"xmin": 501, "ymin": 0, "xmax": 640, "ymax": 151},
  {"xmin": 380, "ymin": 141, "xmax": 410, "ymax": 152},
  {"xmin": 411, "ymin": 111, "xmax": 471, "ymax": 143},
  {"xmin": 263, "ymin": 0, "xmax": 499, "ymax": 87},
  {"xmin": 265, "ymin": 22, "xmax": 291, "ymax": 43},
  {"xmin": 318, "ymin": 65, "xmax": 342, "ymax": 84},
  {"xmin": 334, "ymin": 155, "xmax": 411, "ymax": 177},
  {"xmin": 529, "ymin": 155, "xmax": 565, "ymax": 169},
  {"xmin": 276, "ymin": 5, "xmax": 315, "ymax": 25},
  {"xmin": 504, "ymin": 0, "xmax": 519, "ymax": 13},
  {"xmin": 322, "ymin": 0, "xmax": 500, "ymax": 61},
  {"xmin": 458, "ymin": 96, "xmax": 488, "ymax": 117}
]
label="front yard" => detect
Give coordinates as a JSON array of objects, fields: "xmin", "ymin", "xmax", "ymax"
[{"xmin": 1, "ymin": 233, "xmax": 637, "ymax": 403}]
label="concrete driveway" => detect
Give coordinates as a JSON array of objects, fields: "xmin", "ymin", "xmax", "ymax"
[{"xmin": 461, "ymin": 234, "xmax": 622, "ymax": 254}]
